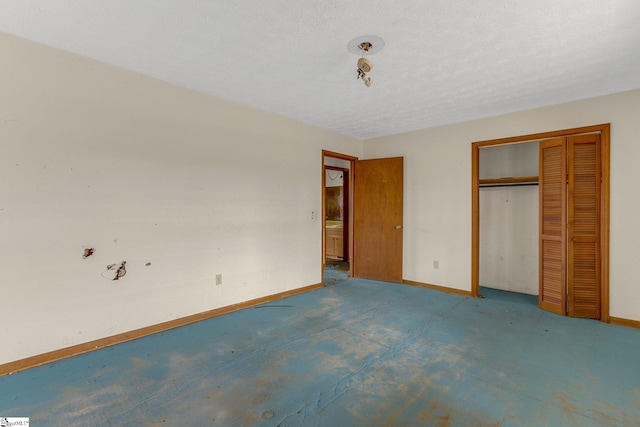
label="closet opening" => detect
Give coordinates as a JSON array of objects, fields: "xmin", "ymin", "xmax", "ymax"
[
  {"xmin": 471, "ymin": 124, "xmax": 610, "ymax": 321},
  {"xmin": 478, "ymin": 141, "xmax": 540, "ymax": 297}
]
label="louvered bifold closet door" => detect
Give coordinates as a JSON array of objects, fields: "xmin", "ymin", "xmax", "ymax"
[
  {"xmin": 567, "ymin": 134, "xmax": 601, "ymax": 318},
  {"xmin": 539, "ymin": 137, "xmax": 567, "ymax": 315}
]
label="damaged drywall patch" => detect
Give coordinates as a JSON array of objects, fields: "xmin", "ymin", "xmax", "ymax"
[
  {"xmin": 82, "ymin": 248, "xmax": 95, "ymax": 259},
  {"xmin": 102, "ymin": 261, "xmax": 127, "ymax": 281}
]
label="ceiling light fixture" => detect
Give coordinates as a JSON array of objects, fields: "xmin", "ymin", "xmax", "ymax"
[{"xmin": 348, "ymin": 35, "xmax": 384, "ymax": 88}]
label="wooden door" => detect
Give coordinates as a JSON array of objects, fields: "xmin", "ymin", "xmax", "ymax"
[
  {"xmin": 353, "ymin": 157, "xmax": 403, "ymax": 283},
  {"xmin": 539, "ymin": 134, "xmax": 601, "ymax": 318},
  {"xmin": 539, "ymin": 138, "xmax": 567, "ymax": 315},
  {"xmin": 567, "ymin": 134, "xmax": 601, "ymax": 318}
]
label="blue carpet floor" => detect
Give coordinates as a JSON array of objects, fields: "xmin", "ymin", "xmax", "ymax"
[
  {"xmin": 323, "ymin": 261, "xmax": 350, "ymax": 285},
  {"xmin": 1, "ymin": 279, "xmax": 639, "ymax": 426}
]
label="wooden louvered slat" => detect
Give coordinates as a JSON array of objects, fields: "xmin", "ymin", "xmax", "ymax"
[
  {"xmin": 541, "ymin": 240, "xmax": 564, "ymax": 305},
  {"xmin": 568, "ymin": 134, "xmax": 601, "ymax": 318},
  {"xmin": 539, "ymin": 138, "xmax": 567, "ymax": 315}
]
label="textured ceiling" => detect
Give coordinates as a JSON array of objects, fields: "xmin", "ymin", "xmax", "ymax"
[{"xmin": 1, "ymin": 1, "xmax": 640, "ymax": 139}]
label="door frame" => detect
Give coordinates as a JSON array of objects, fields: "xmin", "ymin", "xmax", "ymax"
[
  {"xmin": 322, "ymin": 150, "xmax": 357, "ymax": 281},
  {"xmin": 471, "ymin": 123, "xmax": 610, "ymax": 321}
]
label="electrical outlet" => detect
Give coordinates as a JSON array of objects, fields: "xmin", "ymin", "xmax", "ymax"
[
  {"xmin": 433, "ymin": 260, "xmax": 439, "ymax": 269},
  {"xmin": 216, "ymin": 274, "xmax": 222, "ymax": 286}
]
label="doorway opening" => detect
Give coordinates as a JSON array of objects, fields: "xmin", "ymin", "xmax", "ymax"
[
  {"xmin": 322, "ymin": 150, "xmax": 357, "ymax": 284},
  {"xmin": 322, "ymin": 150, "xmax": 405, "ymax": 285},
  {"xmin": 471, "ymin": 124, "xmax": 610, "ymax": 321}
]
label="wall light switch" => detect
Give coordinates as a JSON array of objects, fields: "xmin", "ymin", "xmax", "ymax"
[
  {"xmin": 216, "ymin": 274, "xmax": 222, "ymax": 285},
  {"xmin": 433, "ymin": 260, "xmax": 439, "ymax": 269}
]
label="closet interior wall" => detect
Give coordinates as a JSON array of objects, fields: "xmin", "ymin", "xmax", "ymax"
[{"xmin": 479, "ymin": 141, "xmax": 539, "ymax": 295}]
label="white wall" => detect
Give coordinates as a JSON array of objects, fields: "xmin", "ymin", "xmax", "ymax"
[
  {"xmin": 479, "ymin": 187, "xmax": 539, "ymax": 294},
  {"xmin": 0, "ymin": 33, "xmax": 362, "ymax": 365},
  {"xmin": 364, "ymin": 89, "xmax": 640, "ymax": 322},
  {"xmin": 478, "ymin": 142, "xmax": 539, "ymax": 180},
  {"xmin": 324, "ymin": 157, "xmax": 350, "ymax": 169},
  {"xmin": 479, "ymin": 142, "xmax": 539, "ymax": 295},
  {"xmin": 325, "ymin": 170, "xmax": 344, "ymax": 188}
]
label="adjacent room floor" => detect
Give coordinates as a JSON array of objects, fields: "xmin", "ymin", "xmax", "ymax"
[
  {"xmin": 2, "ymin": 277, "xmax": 639, "ymax": 426},
  {"xmin": 323, "ymin": 260, "xmax": 350, "ymax": 285}
]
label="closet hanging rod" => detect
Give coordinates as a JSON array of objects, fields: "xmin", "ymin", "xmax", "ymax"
[
  {"xmin": 479, "ymin": 182, "xmax": 539, "ymax": 188},
  {"xmin": 478, "ymin": 175, "xmax": 538, "ymax": 186}
]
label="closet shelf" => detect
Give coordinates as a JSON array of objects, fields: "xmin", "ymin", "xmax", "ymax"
[{"xmin": 479, "ymin": 176, "xmax": 539, "ymax": 187}]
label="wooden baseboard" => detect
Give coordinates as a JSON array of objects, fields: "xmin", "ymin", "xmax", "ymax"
[
  {"xmin": 0, "ymin": 282, "xmax": 323, "ymax": 377},
  {"xmin": 401, "ymin": 279, "xmax": 473, "ymax": 297},
  {"xmin": 609, "ymin": 316, "xmax": 640, "ymax": 329}
]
